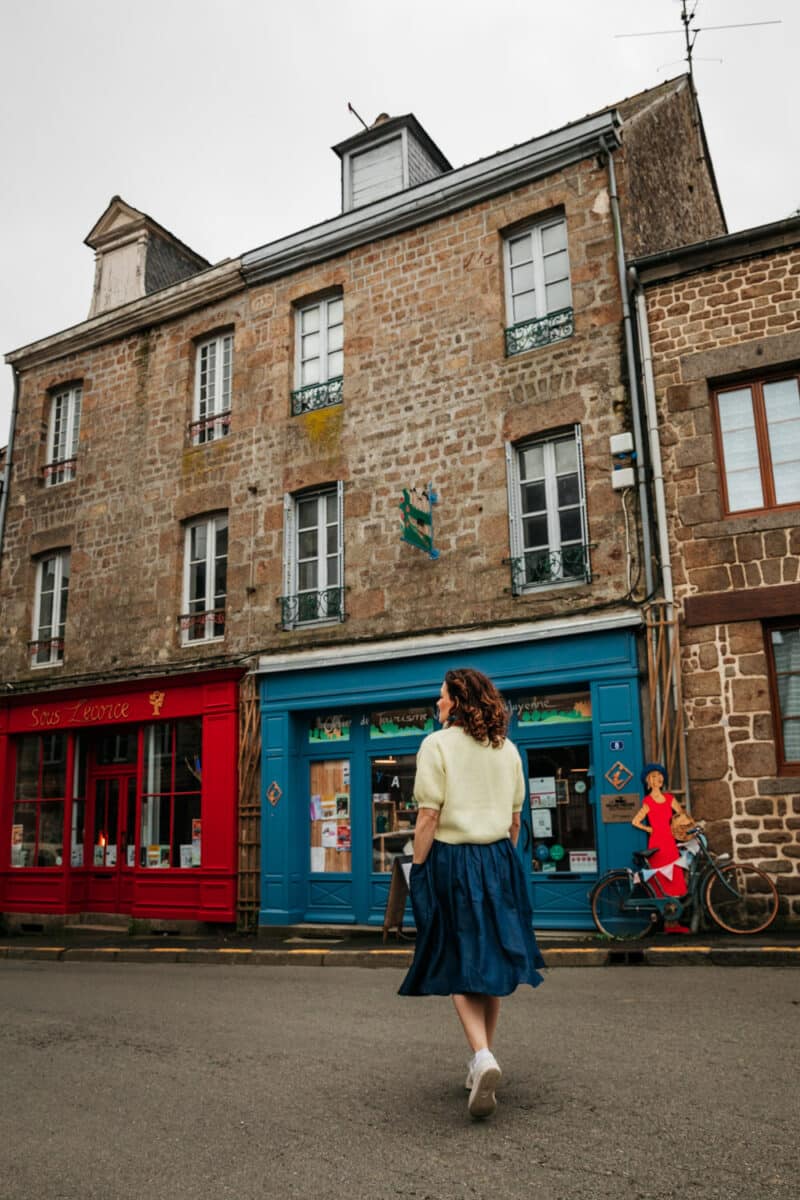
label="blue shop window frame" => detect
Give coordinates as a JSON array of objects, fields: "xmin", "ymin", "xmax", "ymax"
[
  {"xmin": 264, "ymin": 708, "xmax": 432, "ymax": 926},
  {"xmin": 259, "ymin": 625, "xmax": 645, "ymax": 928},
  {"xmin": 510, "ymin": 677, "xmax": 643, "ymax": 930}
]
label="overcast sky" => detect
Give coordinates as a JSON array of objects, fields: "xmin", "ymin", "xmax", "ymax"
[{"xmin": 1, "ymin": 0, "xmax": 797, "ymax": 444}]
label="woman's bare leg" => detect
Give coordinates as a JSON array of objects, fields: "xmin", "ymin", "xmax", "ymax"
[
  {"xmin": 453, "ymin": 994, "xmax": 501, "ymax": 1052},
  {"xmin": 484, "ymin": 996, "xmax": 501, "ymax": 1048}
]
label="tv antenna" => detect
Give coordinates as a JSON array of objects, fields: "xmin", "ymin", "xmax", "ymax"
[
  {"xmin": 347, "ymin": 102, "xmax": 369, "ymax": 132},
  {"xmin": 615, "ymin": 1, "xmax": 781, "ymax": 90}
]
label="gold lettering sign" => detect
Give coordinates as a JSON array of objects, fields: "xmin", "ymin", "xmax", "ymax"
[{"xmin": 30, "ymin": 698, "xmax": 132, "ymax": 728}]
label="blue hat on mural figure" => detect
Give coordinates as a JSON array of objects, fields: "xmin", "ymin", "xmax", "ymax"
[{"xmin": 641, "ymin": 762, "xmax": 668, "ymax": 791}]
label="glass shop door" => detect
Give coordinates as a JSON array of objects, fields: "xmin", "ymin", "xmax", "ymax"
[
  {"xmin": 85, "ymin": 773, "xmax": 137, "ymax": 911},
  {"xmin": 521, "ymin": 743, "xmax": 598, "ymax": 928}
]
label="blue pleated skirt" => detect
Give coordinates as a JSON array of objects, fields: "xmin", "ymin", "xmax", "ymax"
[{"xmin": 398, "ymin": 839, "xmax": 545, "ymax": 997}]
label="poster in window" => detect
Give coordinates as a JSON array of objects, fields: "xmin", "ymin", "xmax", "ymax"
[
  {"xmin": 337, "ymin": 823, "xmax": 351, "ymax": 852},
  {"xmin": 321, "ymin": 821, "xmax": 337, "ymax": 848},
  {"xmin": 529, "ymin": 777, "xmax": 557, "ymax": 808},
  {"xmin": 569, "ymin": 850, "xmax": 598, "ymax": 873},
  {"xmin": 532, "ymin": 809, "xmax": 553, "ymax": 838}
]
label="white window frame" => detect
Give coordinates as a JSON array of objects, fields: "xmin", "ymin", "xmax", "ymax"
[
  {"xmin": 282, "ymin": 483, "xmax": 344, "ymax": 629},
  {"xmin": 293, "ymin": 297, "xmax": 344, "ymax": 394},
  {"xmin": 32, "ymin": 550, "xmax": 70, "ymax": 667},
  {"xmin": 505, "ymin": 426, "xmax": 589, "ymax": 594},
  {"xmin": 44, "ymin": 386, "xmax": 81, "ymax": 486},
  {"xmin": 192, "ymin": 333, "xmax": 233, "ymax": 445},
  {"xmin": 503, "ymin": 216, "xmax": 572, "ymax": 341},
  {"xmin": 182, "ymin": 513, "xmax": 227, "ymax": 645}
]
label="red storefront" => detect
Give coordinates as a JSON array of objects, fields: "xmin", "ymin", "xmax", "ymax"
[{"xmin": 0, "ymin": 671, "xmax": 240, "ymax": 924}]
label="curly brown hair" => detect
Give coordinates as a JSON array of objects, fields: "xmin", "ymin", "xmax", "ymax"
[{"xmin": 444, "ymin": 667, "xmax": 509, "ymax": 747}]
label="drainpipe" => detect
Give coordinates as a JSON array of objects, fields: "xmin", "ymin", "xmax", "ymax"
[
  {"xmin": 0, "ymin": 365, "xmax": 20, "ymax": 567},
  {"xmin": 601, "ymin": 138, "xmax": 655, "ymax": 598},
  {"xmin": 629, "ymin": 266, "xmax": 690, "ymax": 807},
  {"xmin": 629, "ymin": 270, "xmax": 675, "ymax": 616}
]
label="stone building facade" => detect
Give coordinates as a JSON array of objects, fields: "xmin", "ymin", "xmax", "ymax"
[
  {"xmin": 0, "ymin": 76, "xmax": 727, "ymax": 929},
  {"xmin": 633, "ymin": 217, "xmax": 800, "ymax": 920}
]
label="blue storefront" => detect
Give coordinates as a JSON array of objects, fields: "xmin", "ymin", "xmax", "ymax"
[{"xmin": 257, "ymin": 613, "xmax": 645, "ymax": 930}]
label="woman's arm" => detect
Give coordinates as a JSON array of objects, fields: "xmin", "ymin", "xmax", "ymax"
[
  {"xmin": 412, "ymin": 808, "xmax": 440, "ymax": 865},
  {"xmin": 631, "ymin": 803, "xmax": 652, "ymax": 835},
  {"xmin": 509, "ymin": 811, "xmax": 521, "ymax": 847}
]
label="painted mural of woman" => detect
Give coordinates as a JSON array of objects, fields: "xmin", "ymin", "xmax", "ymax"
[{"xmin": 631, "ymin": 763, "xmax": 692, "ymax": 933}]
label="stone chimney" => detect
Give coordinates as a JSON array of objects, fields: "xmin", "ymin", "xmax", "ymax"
[
  {"xmin": 332, "ymin": 114, "xmax": 451, "ymax": 213},
  {"xmin": 85, "ymin": 196, "xmax": 210, "ymax": 317}
]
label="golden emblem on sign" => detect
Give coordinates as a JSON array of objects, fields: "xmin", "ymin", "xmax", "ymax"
[
  {"xmin": 267, "ymin": 781, "xmax": 283, "ymax": 807},
  {"xmin": 148, "ymin": 690, "xmax": 166, "ymax": 717}
]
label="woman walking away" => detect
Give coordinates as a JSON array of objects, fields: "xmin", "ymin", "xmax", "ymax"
[{"xmin": 399, "ymin": 667, "xmax": 545, "ymax": 1119}]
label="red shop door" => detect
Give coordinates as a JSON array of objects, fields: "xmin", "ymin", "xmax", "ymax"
[{"xmin": 86, "ymin": 773, "xmax": 136, "ymax": 912}]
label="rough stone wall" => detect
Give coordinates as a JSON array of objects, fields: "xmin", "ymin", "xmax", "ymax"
[
  {"xmin": 644, "ymin": 245, "xmax": 800, "ymax": 918},
  {"xmin": 617, "ymin": 77, "xmax": 726, "ymax": 258},
  {"xmin": 0, "ymin": 154, "xmax": 640, "ymax": 690}
]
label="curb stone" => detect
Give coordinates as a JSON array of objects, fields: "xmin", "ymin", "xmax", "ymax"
[{"xmin": 2, "ymin": 942, "xmax": 800, "ymax": 967}]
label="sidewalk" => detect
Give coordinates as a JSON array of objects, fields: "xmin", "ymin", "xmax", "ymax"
[{"xmin": 2, "ymin": 922, "xmax": 800, "ymax": 968}]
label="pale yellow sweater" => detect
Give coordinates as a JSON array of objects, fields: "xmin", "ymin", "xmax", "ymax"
[{"xmin": 413, "ymin": 725, "xmax": 525, "ymax": 844}]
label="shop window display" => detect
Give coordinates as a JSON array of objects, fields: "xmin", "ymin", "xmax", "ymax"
[
  {"xmin": 309, "ymin": 759, "xmax": 351, "ymax": 872},
  {"xmin": 371, "ymin": 753, "xmax": 417, "ymax": 872},
  {"xmin": 526, "ymin": 745, "xmax": 597, "ymax": 875},
  {"xmin": 11, "ymin": 733, "xmax": 67, "ymax": 867},
  {"xmin": 140, "ymin": 719, "xmax": 202, "ymax": 868}
]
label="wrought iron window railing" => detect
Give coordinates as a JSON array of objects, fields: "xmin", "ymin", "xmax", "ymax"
[
  {"xmin": 178, "ymin": 608, "xmax": 226, "ymax": 642},
  {"xmin": 508, "ymin": 544, "xmax": 591, "ymax": 594},
  {"xmin": 189, "ymin": 410, "xmax": 231, "ymax": 445},
  {"xmin": 42, "ymin": 458, "xmax": 77, "ymax": 486},
  {"xmin": 504, "ymin": 307, "xmax": 574, "ymax": 357},
  {"xmin": 291, "ymin": 376, "xmax": 343, "ymax": 416},
  {"xmin": 29, "ymin": 637, "xmax": 64, "ymax": 665},
  {"xmin": 280, "ymin": 587, "xmax": 345, "ymax": 628}
]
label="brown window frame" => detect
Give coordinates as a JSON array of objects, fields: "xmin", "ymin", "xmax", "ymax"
[
  {"xmin": 764, "ymin": 618, "xmax": 800, "ymax": 776},
  {"xmin": 711, "ymin": 368, "xmax": 800, "ymax": 518}
]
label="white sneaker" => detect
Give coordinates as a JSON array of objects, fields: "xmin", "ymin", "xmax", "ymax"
[
  {"xmin": 465, "ymin": 1057, "xmax": 475, "ymax": 1091},
  {"xmin": 467, "ymin": 1050, "xmax": 501, "ymax": 1118}
]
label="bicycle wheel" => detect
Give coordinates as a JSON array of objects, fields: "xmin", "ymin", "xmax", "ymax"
[
  {"xmin": 704, "ymin": 863, "xmax": 779, "ymax": 934},
  {"xmin": 591, "ymin": 872, "xmax": 655, "ymax": 939}
]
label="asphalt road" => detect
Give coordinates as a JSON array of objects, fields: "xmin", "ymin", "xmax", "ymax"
[{"xmin": 0, "ymin": 962, "xmax": 798, "ymax": 1200}]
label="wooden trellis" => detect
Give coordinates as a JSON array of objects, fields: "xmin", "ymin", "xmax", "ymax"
[
  {"xmin": 644, "ymin": 601, "xmax": 689, "ymax": 805},
  {"xmin": 237, "ymin": 672, "xmax": 262, "ymax": 932}
]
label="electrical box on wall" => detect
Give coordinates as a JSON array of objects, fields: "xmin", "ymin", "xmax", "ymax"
[
  {"xmin": 612, "ymin": 467, "xmax": 636, "ymax": 490},
  {"xmin": 610, "ymin": 431, "xmax": 635, "ymax": 489},
  {"xmin": 609, "ymin": 432, "xmax": 634, "ymax": 456}
]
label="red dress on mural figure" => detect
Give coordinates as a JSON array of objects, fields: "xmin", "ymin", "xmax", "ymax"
[
  {"xmin": 642, "ymin": 792, "xmax": 685, "ymax": 897},
  {"xmin": 632, "ymin": 764, "xmax": 691, "ymax": 918}
]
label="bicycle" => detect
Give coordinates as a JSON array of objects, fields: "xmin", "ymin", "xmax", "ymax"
[{"xmin": 590, "ymin": 826, "xmax": 779, "ymax": 938}]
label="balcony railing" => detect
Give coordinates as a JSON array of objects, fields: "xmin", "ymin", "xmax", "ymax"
[
  {"xmin": 178, "ymin": 608, "xmax": 226, "ymax": 642},
  {"xmin": 504, "ymin": 307, "xmax": 574, "ymax": 357},
  {"xmin": 29, "ymin": 637, "xmax": 64, "ymax": 665},
  {"xmin": 43, "ymin": 458, "xmax": 77, "ymax": 486},
  {"xmin": 291, "ymin": 376, "xmax": 343, "ymax": 416},
  {"xmin": 188, "ymin": 410, "xmax": 231, "ymax": 445},
  {"xmin": 280, "ymin": 587, "xmax": 345, "ymax": 628},
  {"xmin": 508, "ymin": 544, "xmax": 591, "ymax": 594}
]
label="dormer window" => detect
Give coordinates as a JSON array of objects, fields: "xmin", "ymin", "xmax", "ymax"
[
  {"xmin": 349, "ymin": 136, "xmax": 405, "ymax": 209},
  {"xmin": 333, "ymin": 114, "xmax": 451, "ymax": 213}
]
